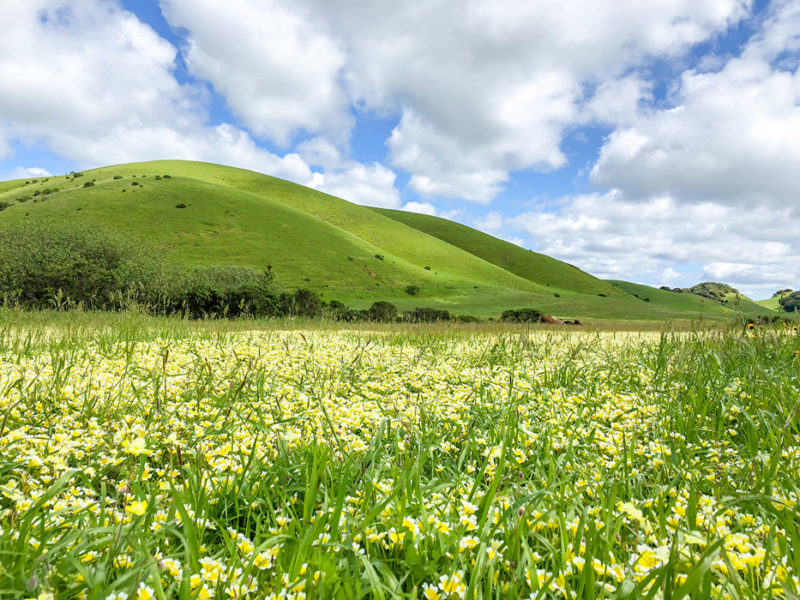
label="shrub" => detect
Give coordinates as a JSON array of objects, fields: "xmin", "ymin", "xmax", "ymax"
[
  {"xmin": 175, "ymin": 203, "xmax": 187, "ymax": 209},
  {"xmin": 367, "ymin": 301, "xmax": 398, "ymax": 322},
  {"xmin": 0, "ymin": 222, "xmax": 279, "ymax": 318},
  {"xmin": 0, "ymin": 223, "xmax": 136, "ymax": 309},
  {"xmin": 501, "ymin": 308, "xmax": 543, "ymax": 323},
  {"xmin": 456, "ymin": 315, "xmax": 480, "ymax": 323},
  {"xmin": 405, "ymin": 285, "xmax": 420, "ymax": 296},
  {"xmin": 327, "ymin": 300, "xmax": 360, "ymax": 322},
  {"xmin": 779, "ymin": 291, "xmax": 800, "ymax": 313},
  {"xmin": 113, "ymin": 175, "xmax": 123, "ymax": 180},
  {"xmin": 176, "ymin": 266, "xmax": 276, "ymax": 318},
  {"xmin": 424, "ymin": 265, "xmax": 431, "ymax": 271},
  {"xmin": 278, "ymin": 289, "xmax": 323, "ymax": 318},
  {"xmin": 82, "ymin": 181, "xmax": 94, "ymax": 188},
  {"xmin": 375, "ymin": 254, "xmax": 384, "ymax": 261},
  {"xmin": 0, "ymin": 202, "xmax": 10, "ymax": 212},
  {"xmin": 403, "ymin": 307, "xmax": 452, "ymax": 323}
]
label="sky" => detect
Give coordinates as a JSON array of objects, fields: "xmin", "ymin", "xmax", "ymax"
[{"xmin": 1, "ymin": 0, "xmax": 799, "ymax": 299}]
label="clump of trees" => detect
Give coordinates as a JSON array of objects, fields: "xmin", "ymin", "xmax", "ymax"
[
  {"xmin": 501, "ymin": 308, "xmax": 544, "ymax": 323},
  {"xmin": 779, "ymin": 291, "xmax": 800, "ymax": 313},
  {"xmin": 0, "ymin": 223, "xmax": 278, "ymax": 318},
  {"xmin": 0, "ymin": 223, "xmax": 568, "ymax": 324}
]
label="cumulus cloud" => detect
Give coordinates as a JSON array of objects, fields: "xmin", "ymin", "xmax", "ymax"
[
  {"xmin": 154, "ymin": 0, "xmax": 749, "ymax": 201},
  {"xmin": 5, "ymin": 166, "xmax": 52, "ymax": 180},
  {"xmin": 309, "ymin": 162, "xmax": 400, "ymax": 208},
  {"xmin": 160, "ymin": 0, "xmax": 352, "ymax": 145},
  {"xmin": 296, "ymin": 136, "xmax": 345, "ymax": 170},
  {"xmin": 0, "ymin": 1, "xmax": 183, "ymax": 136},
  {"xmin": 310, "ymin": 0, "xmax": 747, "ymax": 200},
  {"xmin": 401, "ymin": 202, "xmax": 437, "ymax": 216},
  {"xmin": 508, "ymin": 192, "xmax": 799, "ymax": 297},
  {"xmin": 591, "ymin": 0, "xmax": 800, "ymax": 206},
  {"xmin": 0, "ymin": 130, "xmax": 10, "ymax": 159},
  {"xmin": 0, "ymin": 0, "xmax": 316, "ymax": 185}
]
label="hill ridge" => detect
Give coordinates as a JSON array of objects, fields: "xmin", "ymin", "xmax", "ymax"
[{"xmin": 0, "ymin": 159, "xmax": 774, "ymax": 320}]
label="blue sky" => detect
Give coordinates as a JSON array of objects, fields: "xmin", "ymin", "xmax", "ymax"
[{"xmin": 1, "ymin": 0, "xmax": 799, "ymax": 298}]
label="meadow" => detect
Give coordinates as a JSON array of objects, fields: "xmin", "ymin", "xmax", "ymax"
[{"xmin": 1, "ymin": 313, "xmax": 799, "ymax": 599}]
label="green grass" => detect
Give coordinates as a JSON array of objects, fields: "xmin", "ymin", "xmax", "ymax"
[
  {"xmin": 756, "ymin": 296, "xmax": 783, "ymax": 310},
  {"xmin": 0, "ymin": 160, "xmax": 772, "ymax": 321},
  {"xmin": 371, "ymin": 208, "xmax": 624, "ymax": 297},
  {"xmin": 608, "ymin": 280, "xmax": 775, "ymax": 317},
  {"xmin": 0, "ymin": 314, "xmax": 798, "ymax": 598}
]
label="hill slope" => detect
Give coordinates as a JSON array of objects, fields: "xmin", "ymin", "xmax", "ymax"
[
  {"xmin": 0, "ymin": 159, "xmax": 764, "ymax": 320},
  {"xmin": 371, "ymin": 208, "xmax": 624, "ymax": 298},
  {"xmin": 608, "ymin": 281, "xmax": 774, "ymax": 317}
]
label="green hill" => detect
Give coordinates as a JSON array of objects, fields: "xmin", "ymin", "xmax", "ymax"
[
  {"xmin": 608, "ymin": 281, "xmax": 774, "ymax": 317},
  {"xmin": 371, "ymin": 208, "xmax": 623, "ymax": 298},
  {"xmin": 0, "ymin": 160, "xmax": 768, "ymax": 320},
  {"xmin": 758, "ymin": 289, "xmax": 795, "ymax": 311},
  {"xmin": 757, "ymin": 297, "xmax": 782, "ymax": 310}
]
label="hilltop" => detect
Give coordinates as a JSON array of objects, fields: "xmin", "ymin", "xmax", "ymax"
[{"xmin": 0, "ymin": 160, "xmax": 776, "ymax": 320}]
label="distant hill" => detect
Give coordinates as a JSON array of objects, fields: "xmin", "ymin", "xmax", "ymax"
[
  {"xmin": 607, "ymin": 280, "xmax": 767, "ymax": 317},
  {"xmin": 655, "ymin": 281, "xmax": 772, "ymax": 315},
  {"xmin": 758, "ymin": 289, "xmax": 795, "ymax": 310},
  {"xmin": 0, "ymin": 160, "xmax": 772, "ymax": 320}
]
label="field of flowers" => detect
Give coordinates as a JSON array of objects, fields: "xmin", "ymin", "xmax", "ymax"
[{"xmin": 1, "ymin": 321, "xmax": 799, "ymax": 599}]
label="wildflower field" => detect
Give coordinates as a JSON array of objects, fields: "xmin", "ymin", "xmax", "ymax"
[{"xmin": 1, "ymin": 319, "xmax": 799, "ymax": 599}]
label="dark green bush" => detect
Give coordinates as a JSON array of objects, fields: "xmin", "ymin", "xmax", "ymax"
[
  {"xmin": 405, "ymin": 285, "xmax": 420, "ymax": 296},
  {"xmin": 779, "ymin": 291, "xmax": 800, "ymax": 313},
  {"xmin": 327, "ymin": 300, "xmax": 360, "ymax": 322},
  {"xmin": 0, "ymin": 223, "xmax": 137, "ymax": 309},
  {"xmin": 501, "ymin": 308, "xmax": 543, "ymax": 323},
  {"xmin": 174, "ymin": 266, "xmax": 276, "ymax": 318},
  {"xmin": 367, "ymin": 301, "xmax": 398, "ymax": 322},
  {"xmin": 0, "ymin": 223, "xmax": 278, "ymax": 318},
  {"xmin": 455, "ymin": 315, "xmax": 480, "ymax": 323},
  {"xmin": 403, "ymin": 307, "xmax": 452, "ymax": 323},
  {"xmin": 0, "ymin": 202, "xmax": 10, "ymax": 211},
  {"xmin": 277, "ymin": 289, "xmax": 323, "ymax": 318}
]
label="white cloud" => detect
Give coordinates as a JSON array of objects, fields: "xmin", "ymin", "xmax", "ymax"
[
  {"xmin": 584, "ymin": 77, "xmax": 652, "ymax": 127},
  {"xmin": 661, "ymin": 267, "xmax": 682, "ymax": 284},
  {"xmin": 5, "ymin": 166, "xmax": 52, "ymax": 180},
  {"xmin": 160, "ymin": 0, "xmax": 351, "ymax": 145},
  {"xmin": 0, "ymin": 130, "xmax": 10, "ymax": 159},
  {"xmin": 0, "ymin": 1, "xmax": 183, "ymax": 136},
  {"xmin": 0, "ymin": 1, "xmax": 314, "ymax": 185},
  {"xmin": 309, "ymin": 162, "xmax": 400, "ymax": 208},
  {"xmin": 297, "ymin": 0, "xmax": 749, "ymax": 200},
  {"xmin": 296, "ymin": 136, "xmax": 345, "ymax": 170},
  {"xmin": 401, "ymin": 202, "xmax": 437, "ymax": 216},
  {"xmin": 150, "ymin": 0, "xmax": 751, "ymax": 201},
  {"xmin": 591, "ymin": 0, "xmax": 800, "ymax": 206},
  {"xmin": 509, "ymin": 191, "xmax": 798, "ymax": 297}
]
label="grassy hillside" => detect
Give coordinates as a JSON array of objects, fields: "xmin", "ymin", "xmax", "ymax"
[
  {"xmin": 608, "ymin": 280, "xmax": 774, "ymax": 317},
  {"xmin": 0, "ymin": 160, "xmax": 766, "ymax": 320},
  {"xmin": 372, "ymin": 208, "xmax": 624, "ymax": 298},
  {"xmin": 757, "ymin": 297, "xmax": 782, "ymax": 310}
]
